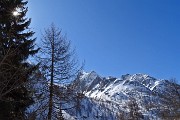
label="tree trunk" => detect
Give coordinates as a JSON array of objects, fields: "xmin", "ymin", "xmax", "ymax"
[{"xmin": 48, "ymin": 34, "xmax": 55, "ymax": 120}]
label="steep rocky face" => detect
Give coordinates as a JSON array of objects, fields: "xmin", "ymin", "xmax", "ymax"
[{"xmin": 65, "ymin": 71, "xmax": 180, "ymax": 120}]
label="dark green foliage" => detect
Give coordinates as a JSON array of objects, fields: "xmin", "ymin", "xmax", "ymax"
[{"xmin": 0, "ymin": 0, "xmax": 38, "ymax": 119}]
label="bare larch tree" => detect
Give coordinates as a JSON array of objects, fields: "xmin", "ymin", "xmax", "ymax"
[{"xmin": 37, "ymin": 24, "xmax": 80, "ymax": 120}]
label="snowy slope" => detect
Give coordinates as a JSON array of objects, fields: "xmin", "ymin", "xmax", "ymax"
[
  {"xmin": 27, "ymin": 71, "xmax": 180, "ymax": 120},
  {"xmin": 66, "ymin": 71, "xmax": 180, "ymax": 120}
]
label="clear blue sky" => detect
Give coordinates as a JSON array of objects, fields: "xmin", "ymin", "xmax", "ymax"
[{"xmin": 27, "ymin": 0, "xmax": 180, "ymax": 81}]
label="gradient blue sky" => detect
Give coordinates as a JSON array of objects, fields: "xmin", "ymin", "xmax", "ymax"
[{"xmin": 27, "ymin": 0, "xmax": 180, "ymax": 81}]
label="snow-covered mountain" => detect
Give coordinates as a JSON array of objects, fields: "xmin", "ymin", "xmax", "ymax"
[
  {"xmin": 27, "ymin": 71, "xmax": 180, "ymax": 120},
  {"xmin": 64, "ymin": 71, "xmax": 180, "ymax": 120}
]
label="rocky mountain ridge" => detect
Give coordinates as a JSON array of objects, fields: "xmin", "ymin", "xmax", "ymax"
[
  {"xmin": 65, "ymin": 71, "xmax": 180, "ymax": 120},
  {"xmin": 27, "ymin": 71, "xmax": 180, "ymax": 120}
]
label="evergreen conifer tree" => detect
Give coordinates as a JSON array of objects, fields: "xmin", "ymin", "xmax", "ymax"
[{"xmin": 0, "ymin": 0, "xmax": 39, "ymax": 119}]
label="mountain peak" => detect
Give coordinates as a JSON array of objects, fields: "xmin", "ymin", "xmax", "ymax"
[{"xmin": 80, "ymin": 71, "xmax": 99, "ymax": 80}]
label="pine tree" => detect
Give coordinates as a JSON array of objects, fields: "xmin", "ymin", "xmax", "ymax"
[{"xmin": 0, "ymin": 0, "xmax": 38, "ymax": 119}]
